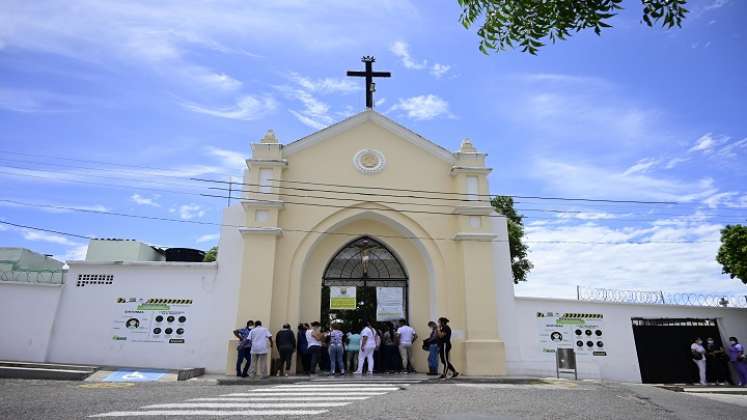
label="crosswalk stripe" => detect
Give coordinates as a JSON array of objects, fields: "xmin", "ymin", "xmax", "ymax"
[
  {"xmin": 240, "ymin": 392, "xmax": 387, "ymax": 396},
  {"xmin": 89, "ymin": 410, "xmax": 328, "ymax": 417},
  {"xmin": 142, "ymin": 403, "xmax": 350, "ymax": 409},
  {"xmin": 193, "ymin": 397, "xmax": 371, "ymax": 402},
  {"xmin": 271, "ymin": 386, "xmax": 399, "ymax": 391},
  {"xmin": 277, "ymin": 383, "xmax": 406, "ymax": 387}
]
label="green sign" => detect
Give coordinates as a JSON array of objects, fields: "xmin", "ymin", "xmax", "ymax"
[{"xmin": 330, "ymin": 287, "xmax": 356, "ymax": 310}]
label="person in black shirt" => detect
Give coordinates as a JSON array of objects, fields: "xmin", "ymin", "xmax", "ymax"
[
  {"xmin": 275, "ymin": 324, "xmax": 296, "ymax": 376},
  {"xmin": 437, "ymin": 317, "xmax": 459, "ymax": 379}
]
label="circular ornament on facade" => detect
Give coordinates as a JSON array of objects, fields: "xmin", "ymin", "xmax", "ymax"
[{"xmin": 353, "ymin": 149, "xmax": 386, "ymax": 175}]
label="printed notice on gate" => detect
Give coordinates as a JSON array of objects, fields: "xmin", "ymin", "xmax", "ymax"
[
  {"xmin": 376, "ymin": 287, "xmax": 404, "ymax": 321},
  {"xmin": 330, "ymin": 286, "xmax": 357, "ymax": 310}
]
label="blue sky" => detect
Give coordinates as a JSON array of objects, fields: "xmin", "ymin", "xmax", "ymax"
[{"xmin": 1, "ymin": 0, "xmax": 745, "ymax": 299}]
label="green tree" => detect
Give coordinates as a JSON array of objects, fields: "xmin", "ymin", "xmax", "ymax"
[
  {"xmin": 716, "ymin": 225, "xmax": 747, "ymax": 285},
  {"xmin": 204, "ymin": 246, "xmax": 218, "ymax": 262},
  {"xmin": 458, "ymin": 0, "xmax": 689, "ymax": 54},
  {"xmin": 491, "ymin": 195, "xmax": 533, "ymax": 283}
]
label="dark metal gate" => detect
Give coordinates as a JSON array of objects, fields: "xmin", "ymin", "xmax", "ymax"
[
  {"xmin": 320, "ymin": 236, "xmax": 408, "ymax": 327},
  {"xmin": 631, "ymin": 318, "xmax": 723, "ymax": 383}
]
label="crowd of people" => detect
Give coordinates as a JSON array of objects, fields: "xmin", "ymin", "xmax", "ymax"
[
  {"xmin": 690, "ymin": 336, "xmax": 747, "ymax": 386},
  {"xmin": 233, "ymin": 317, "xmax": 459, "ymax": 379}
]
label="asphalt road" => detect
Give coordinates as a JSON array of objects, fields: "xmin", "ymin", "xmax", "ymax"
[{"xmin": 1, "ymin": 376, "xmax": 745, "ymax": 420}]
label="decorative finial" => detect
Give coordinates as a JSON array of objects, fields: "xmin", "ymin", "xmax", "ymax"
[
  {"xmin": 261, "ymin": 129, "xmax": 278, "ymax": 144},
  {"xmin": 460, "ymin": 138, "xmax": 477, "ymax": 153},
  {"xmin": 346, "ymin": 56, "xmax": 391, "ymax": 109}
]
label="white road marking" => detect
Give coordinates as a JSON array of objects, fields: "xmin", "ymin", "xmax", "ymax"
[
  {"xmin": 193, "ymin": 397, "xmax": 370, "ymax": 402},
  {"xmin": 89, "ymin": 410, "xmax": 328, "ymax": 417},
  {"xmin": 142, "ymin": 403, "xmax": 350, "ymax": 409},
  {"xmin": 275, "ymin": 383, "xmax": 405, "ymax": 387},
  {"xmin": 271, "ymin": 386, "xmax": 399, "ymax": 391},
  {"xmin": 244, "ymin": 391, "xmax": 387, "ymax": 396}
]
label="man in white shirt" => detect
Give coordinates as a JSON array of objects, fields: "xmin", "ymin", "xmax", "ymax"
[
  {"xmin": 396, "ymin": 319, "xmax": 418, "ymax": 373},
  {"xmin": 691, "ymin": 337, "xmax": 707, "ymax": 385},
  {"xmin": 354, "ymin": 320, "xmax": 377, "ymax": 375},
  {"xmin": 247, "ymin": 320, "xmax": 273, "ymax": 379}
]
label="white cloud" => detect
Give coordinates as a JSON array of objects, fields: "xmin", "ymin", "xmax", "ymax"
[
  {"xmin": 665, "ymin": 157, "xmax": 689, "ymax": 169},
  {"xmin": 390, "ymin": 41, "xmax": 452, "ymax": 80},
  {"xmin": 717, "ymin": 138, "xmax": 747, "ymax": 159},
  {"xmin": 205, "ymin": 146, "xmax": 246, "ymax": 173},
  {"xmin": 688, "ymin": 133, "xmax": 726, "ymax": 154},
  {"xmin": 515, "ymin": 215, "xmax": 741, "ymax": 299},
  {"xmin": 288, "ymin": 72, "xmax": 359, "ymax": 94},
  {"xmin": 196, "ymin": 233, "xmax": 219, "ymax": 243},
  {"xmin": 705, "ymin": 0, "xmax": 731, "ymax": 11},
  {"xmin": 178, "ymin": 203, "xmax": 205, "ymax": 220},
  {"xmin": 0, "ymin": 87, "xmax": 90, "ymax": 113},
  {"xmin": 622, "ymin": 158, "xmax": 659, "ymax": 176},
  {"xmin": 21, "ymin": 230, "xmax": 77, "ymax": 246},
  {"xmin": 430, "ymin": 63, "xmax": 450, "ymax": 79},
  {"xmin": 532, "ymin": 158, "xmax": 718, "ymax": 203},
  {"xmin": 130, "ymin": 193, "xmax": 160, "ymax": 207},
  {"xmin": 390, "ymin": 41, "xmax": 427, "ymax": 70},
  {"xmin": 389, "ymin": 94, "xmax": 451, "ymax": 120},
  {"xmin": 278, "ymin": 87, "xmax": 334, "ymax": 130},
  {"xmin": 181, "ymin": 95, "xmax": 277, "ymax": 121},
  {"xmin": 57, "ymin": 244, "xmax": 88, "ymax": 262},
  {"xmin": 702, "ymin": 192, "xmax": 738, "ymax": 209},
  {"xmin": 0, "ymin": 2, "xmax": 417, "ymax": 91}
]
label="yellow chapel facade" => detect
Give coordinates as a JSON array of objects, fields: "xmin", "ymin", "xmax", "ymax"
[{"xmin": 218, "ymin": 110, "xmax": 515, "ymax": 375}]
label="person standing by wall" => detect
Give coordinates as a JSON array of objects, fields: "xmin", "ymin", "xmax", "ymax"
[
  {"xmin": 328, "ymin": 321, "xmax": 345, "ymax": 376},
  {"xmin": 691, "ymin": 337, "xmax": 707, "ymax": 386},
  {"xmin": 232, "ymin": 320, "xmax": 254, "ymax": 377},
  {"xmin": 275, "ymin": 324, "xmax": 296, "ymax": 377},
  {"xmin": 380, "ymin": 322, "xmax": 399, "ymax": 373},
  {"xmin": 297, "ymin": 323, "xmax": 310, "ymax": 374},
  {"xmin": 705, "ymin": 337, "xmax": 729, "ymax": 385},
  {"xmin": 346, "ymin": 327, "xmax": 361, "ymax": 373},
  {"xmin": 438, "ymin": 317, "xmax": 459, "ymax": 379},
  {"xmin": 396, "ymin": 318, "xmax": 418, "ymax": 373},
  {"xmin": 355, "ymin": 319, "xmax": 377, "ymax": 375},
  {"xmin": 306, "ymin": 321, "xmax": 324, "ymax": 375},
  {"xmin": 247, "ymin": 320, "xmax": 273, "ymax": 379},
  {"xmin": 727, "ymin": 337, "xmax": 747, "ymax": 386},
  {"xmin": 423, "ymin": 321, "xmax": 439, "ymax": 375}
]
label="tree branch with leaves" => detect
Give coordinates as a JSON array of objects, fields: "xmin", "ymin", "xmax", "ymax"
[
  {"xmin": 492, "ymin": 195, "xmax": 533, "ymax": 283},
  {"xmin": 716, "ymin": 225, "xmax": 747, "ymax": 285},
  {"xmin": 458, "ymin": 0, "xmax": 689, "ymax": 54}
]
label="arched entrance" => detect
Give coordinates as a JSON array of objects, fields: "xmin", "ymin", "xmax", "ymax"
[{"xmin": 320, "ymin": 236, "xmax": 408, "ymax": 327}]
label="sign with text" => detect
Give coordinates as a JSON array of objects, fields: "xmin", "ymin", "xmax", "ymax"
[
  {"xmin": 329, "ymin": 286, "xmax": 357, "ymax": 310},
  {"xmin": 536, "ymin": 312, "xmax": 606, "ymax": 357},
  {"xmin": 376, "ymin": 287, "xmax": 404, "ymax": 321},
  {"xmin": 112, "ymin": 297, "xmax": 191, "ymax": 344}
]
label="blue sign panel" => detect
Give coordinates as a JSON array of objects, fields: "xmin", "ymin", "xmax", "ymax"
[{"xmin": 104, "ymin": 369, "xmax": 166, "ymax": 382}]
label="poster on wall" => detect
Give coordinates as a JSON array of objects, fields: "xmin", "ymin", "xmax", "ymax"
[
  {"xmin": 112, "ymin": 297, "xmax": 192, "ymax": 344},
  {"xmin": 376, "ymin": 287, "xmax": 404, "ymax": 321},
  {"xmin": 330, "ymin": 286, "xmax": 357, "ymax": 310},
  {"xmin": 536, "ymin": 312, "xmax": 607, "ymax": 357}
]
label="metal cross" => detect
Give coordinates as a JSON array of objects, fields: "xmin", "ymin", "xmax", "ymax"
[{"xmin": 346, "ymin": 56, "xmax": 391, "ymax": 109}]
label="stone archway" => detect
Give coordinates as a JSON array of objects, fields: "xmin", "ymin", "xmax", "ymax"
[{"xmin": 320, "ymin": 236, "xmax": 409, "ymax": 327}]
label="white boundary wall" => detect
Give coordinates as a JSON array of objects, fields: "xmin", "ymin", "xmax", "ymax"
[
  {"xmin": 46, "ymin": 260, "xmax": 237, "ymax": 373},
  {"xmin": 504, "ymin": 296, "xmax": 747, "ymax": 382},
  {"xmin": 0, "ymin": 282, "xmax": 62, "ymax": 362}
]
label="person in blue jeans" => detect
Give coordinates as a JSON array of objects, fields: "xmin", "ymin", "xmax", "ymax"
[
  {"xmin": 327, "ymin": 322, "xmax": 345, "ymax": 376},
  {"xmin": 424, "ymin": 321, "xmax": 439, "ymax": 375},
  {"xmin": 232, "ymin": 320, "xmax": 254, "ymax": 377}
]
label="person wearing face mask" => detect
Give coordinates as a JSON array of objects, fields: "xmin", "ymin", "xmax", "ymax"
[
  {"xmin": 704, "ymin": 337, "xmax": 729, "ymax": 385},
  {"xmin": 726, "ymin": 337, "xmax": 747, "ymax": 386},
  {"xmin": 691, "ymin": 337, "xmax": 707, "ymax": 385}
]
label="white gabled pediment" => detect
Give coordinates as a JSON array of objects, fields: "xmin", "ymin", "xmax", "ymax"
[{"xmin": 282, "ymin": 110, "xmax": 455, "ymax": 163}]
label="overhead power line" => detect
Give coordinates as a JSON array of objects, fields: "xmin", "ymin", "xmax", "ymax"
[
  {"xmin": 1, "ymin": 165, "xmax": 745, "ymax": 223},
  {"xmin": 0, "ymin": 149, "xmax": 683, "ymax": 205},
  {"xmin": 264, "ymin": 178, "xmax": 679, "ymax": 205},
  {"xmin": 0, "ymin": 200, "xmax": 723, "ymax": 245}
]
